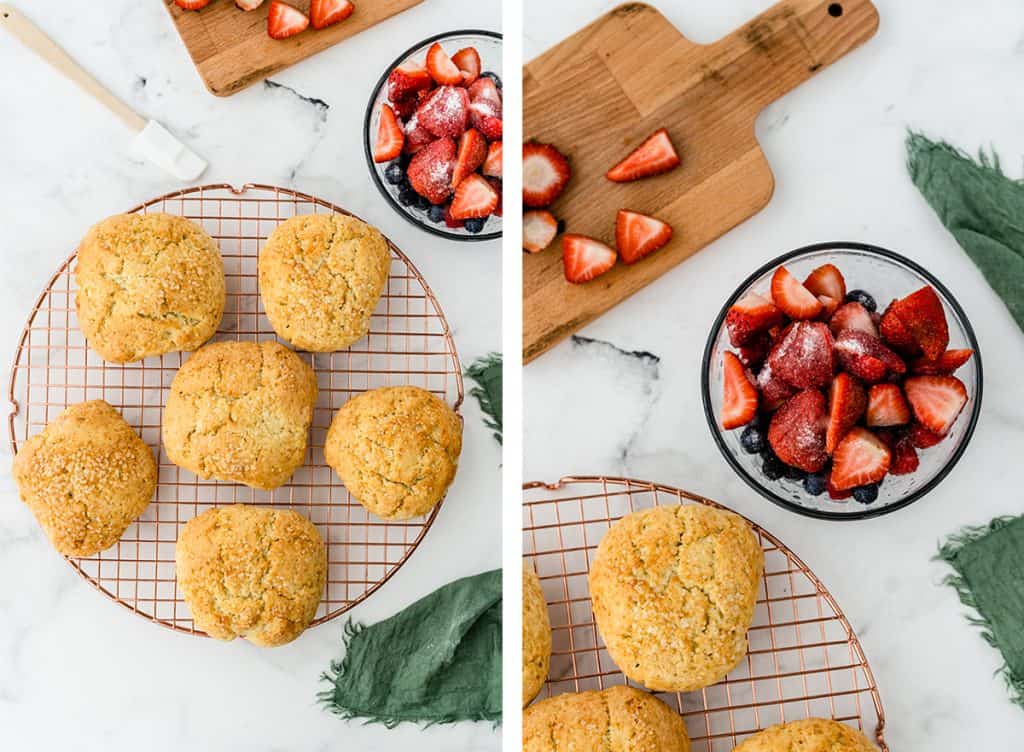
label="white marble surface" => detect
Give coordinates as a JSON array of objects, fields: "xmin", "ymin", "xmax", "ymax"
[
  {"xmin": 0, "ymin": 2, "xmax": 501, "ymax": 750},
  {"xmin": 525, "ymin": 0, "xmax": 1024, "ymax": 749}
]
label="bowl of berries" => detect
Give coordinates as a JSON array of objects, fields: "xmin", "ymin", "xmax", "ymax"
[
  {"xmin": 702, "ymin": 242, "xmax": 983, "ymax": 520},
  {"xmin": 365, "ymin": 30, "xmax": 502, "ymax": 241}
]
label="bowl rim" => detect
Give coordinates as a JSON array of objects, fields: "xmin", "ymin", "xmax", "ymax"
[
  {"xmin": 363, "ymin": 29, "xmax": 503, "ymax": 243},
  {"xmin": 700, "ymin": 240, "xmax": 984, "ymax": 521}
]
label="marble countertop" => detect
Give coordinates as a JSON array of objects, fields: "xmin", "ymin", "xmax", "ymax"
[
  {"xmin": 0, "ymin": 2, "xmax": 500, "ymax": 750},
  {"xmin": 525, "ymin": 0, "xmax": 1024, "ymax": 749}
]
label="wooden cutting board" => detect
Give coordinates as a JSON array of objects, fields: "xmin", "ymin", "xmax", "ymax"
[
  {"xmin": 163, "ymin": 0, "xmax": 423, "ymax": 96},
  {"xmin": 523, "ymin": 0, "xmax": 879, "ymax": 362}
]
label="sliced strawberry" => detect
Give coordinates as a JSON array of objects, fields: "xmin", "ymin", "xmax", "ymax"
[
  {"xmin": 768, "ymin": 389, "xmax": 828, "ymax": 472},
  {"xmin": 866, "ymin": 383, "xmax": 911, "ymax": 427},
  {"xmin": 615, "ymin": 210, "xmax": 673, "ymax": 265},
  {"xmin": 766, "ymin": 321, "xmax": 835, "ymax": 389},
  {"xmin": 738, "ymin": 333, "xmax": 771, "ymax": 370},
  {"xmin": 818, "ymin": 295, "xmax": 840, "ymax": 319},
  {"xmin": 483, "ymin": 140, "xmax": 502, "ymax": 177},
  {"xmin": 804, "ymin": 263, "xmax": 847, "ymax": 303},
  {"xmin": 830, "ymin": 301, "xmax": 879, "ymax": 338},
  {"xmin": 373, "ymin": 104, "xmax": 404, "ymax": 163},
  {"xmin": 451, "ymin": 129, "xmax": 488, "ymax": 187},
  {"xmin": 449, "ymin": 174, "xmax": 498, "ymax": 220},
  {"xmin": 175, "ymin": 0, "xmax": 210, "ymax": 8},
  {"xmin": 402, "ymin": 112, "xmax": 434, "ymax": 154},
  {"xmin": 406, "ymin": 137, "xmax": 456, "ymax": 205},
  {"xmin": 903, "ymin": 375, "xmax": 968, "ymax": 436},
  {"xmin": 387, "ymin": 61, "xmax": 433, "ymax": 102},
  {"xmin": 310, "ymin": 0, "xmax": 354, "ymax": 29},
  {"xmin": 443, "ymin": 204, "xmax": 463, "ymax": 229},
  {"xmin": 826, "ymin": 470, "xmax": 852, "ymax": 500},
  {"xmin": 452, "ymin": 47, "xmax": 481, "ymax": 85},
  {"xmin": 879, "ymin": 301, "xmax": 921, "ymax": 356},
  {"xmin": 889, "ymin": 286, "xmax": 949, "ymax": 361},
  {"xmin": 725, "ymin": 293, "xmax": 784, "ymax": 347},
  {"xmin": 488, "ymin": 176, "xmax": 503, "ymax": 217},
  {"xmin": 834, "ymin": 330, "xmax": 906, "ymax": 384},
  {"xmin": 417, "ymin": 86, "xmax": 470, "ymax": 138},
  {"xmin": 468, "ymin": 78, "xmax": 502, "ymax": 115},
  {"xmin": 908, "ymin": 422, "xmax": 944, "ymax": 448},
  {"xmin": 476, "ymin": 115, "xmax": 502, "ymax": 141},
  {"xmin": 562, "ymin": 234, "xmax": 616, "ymax": 285},
  {"xmin": 757, "ymin": 363, "xmax": 797, "ymax": 412},
  {"xmin": 391, "ymin": 92, "xmax": 419, "ymax": 121},
  {"xmin": 606, "ymin": 128, "xmax": 680, "ymax": 182},
  {"xmin": 236, "ymin": 0, "xmax": 265, "ymax": 9},
  {"xmin": 425, "ymin": 42, "xmax": 463, "ymax": 85},
  {"xmin": 523, "ymin": 210, "xmax": 558, "ymax": 254},
  {"xmin": 523, "ymin": 142, "xmax": 571, "ymax": 208},
  {"xmin": 909, "ymin": 348, "xmax": 974, "ymax": 375},
  {"xmin": 267, "ymin": 1, "xmax": 309, "ymax": 39},
  {"xmin": 830, "ymin": 427, "xmax": 891, "ymax": 491},
  {"xmin": 826, "ymin": 373, "xmax": 867, "ymax": 454},
  {"xmin": 889, "ymin": 434, "xmax": 920, "ymax": 475},
  {"xmin": 722, "ymin": 352, "xmax": 759, "ymax": 430},
  {"xmin": 771, "ymin": 266, "xmax": 823, "ymax": 320}
]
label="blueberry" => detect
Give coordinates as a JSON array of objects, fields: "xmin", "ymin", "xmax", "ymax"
[
  {"xmin": 463, "ymin": 217, "xmax": 486, "ymax": 234},
  {"xmin": 384, "ymin": 162, "xmax": 405, "ymax": 185},
  {"xmin": 761, "ymin": 452, "xmax": 786, "ymax": 481},
  {"xmin": 740, "ymin": 424, "xmax": 766, "ymax": 454},
  {"xmin": 480, "ymin": 71, "xmax": 502, "ymax": 89},
  {"xmin": 803, "ymin": 472, "xmax": 827, "ymax": 496},
  {"xmin": 428, "ymin": 204, "xmax": 447, "ymax": 223},
  {"xmin": 415, "ymin": 194, "xmax": 431, "ymax": 211},
  {"xmin": 397, "ymin": 186, "xmax": 418, "ymax": 206},
  {"xmin": 845, "ymin": 289, "xmax": 877, "ymax": 312},
  {"xmin": 852, "ymin": 483, "xmax": 879, "ymax": 504}
]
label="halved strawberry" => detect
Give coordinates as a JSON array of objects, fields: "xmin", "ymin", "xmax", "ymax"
[
  {"xmin": 443, "ymin": 204, "xmax": 463, "ymax": 229},
  {"xmin": 834, "ymin": 330, "xmax": 906, "ymax": 384},
  {"xmin": 889, "ymin": 286, "xmax": 949, "ymax": 360},
  {"xmin": 236, "ymin": 0, "xmax": 265, "ymax": 9},
  {"xmin": 826, "ymin": 470, "xmax": 852, "ymax": 500},
  {"xmin": 483, "ymin": 140, "xmax": 502, "ymax": 177},
  {"xmin": 523, "ymin": 142, "xmax": 571, "ymax": 208},
  {"xmin": 488, "ymin": 176, "xmax": 503, "ymax": 217},
  {"xmin": 830, "ymin": 301, "xmax": 879, "ymax": 338},
  {"xmin": 523, "ymin": 210, "xmax": 558, "ymax": 254},
  {"xmin": 909, "ymin": 348, "xmax": 974, "ymax": 375},
  {"xmin": 468, "ymin": 78, "xmax": 502, "ymax": 113},
  {"xmin": 425, "ymin": 42, "xmax": 463, "ymax": 85},
  {"xmin": 866, "ymin": 383, "xmax": 911, "ymax": 427},
  {"xmin": 879, "ymin": 301, "xmax": 921, "ymax": 356},
  {"xmin": 768, "ymin": 389, "xmax": 828, "ymax": 472},
  {"xmin": 818, "ymin": 295, "xmax": 840, "ymax": 319},
  {"xmin": 406, "ymin": 137, "xmax": 456, "ymax": 204},
  {"xmin": 908, "ymin": 422, "xmax": 944, "ymax": 448},
  {"xmin": 771, "ymin": 266, "xmax": 823, "ymax": 320},
  {"xmin": 738, "ymin": 333, "xmax": 771, "ymax": 370},
  {"xmin": 451, "ymin": 128, "xmax": 488, "ymax": 187},
  {"xmin": 373, "ymin": 104, "xmax": 404, "ymax": 163},
  {"xmin": 476, "ymin": 115, "xmax": 502, "ymax": 141},
  {"xmin": 757, "ymin": 363, "xmax": 797, "ymax": 412},
  {"xmin": 903, "ymin": 375, "xmax": 967, "ymax": 436},
  {"xmin": 402, "ymin": 111, "xmax": 434, "ymax": 154},
  {"xmin": 766, "ymin": 321, "xmax": 835, "ymax": 389},
  {"xmin": 830, "ymin": 427, "xmax": 891, "ymax": 491},
  {"xmin": 310, "ymin": 0, "xmax": 354, "ymax": 29},
  {"xmin": 725, "ymin": 293, "xmax": 784, "ymax": 347},
  {"xmin": 722, "ymin": 352, "xmax": 759, "ymax": 430},
  {"xmin": 606, "ymin": 128, "xmax": 680, "ymax": 182},
  {"xmin": 449, "ymin": 174, "xmax": 498, "ymax": 220},
  {"xmin": 615, "ymin": 210, "xmax": 673, "ymax": 265},
  {"xmin": 417, "ymin": 86, "xmax": 470, "ymax": 138},
  {"xmin": 175, "ymin": 0, "xmax": 210, "ymax": 8},
  {"xmin": 452, "ymin": 47, "xmax": 481, "ymax": 85},
  {"xmin": 387, "ymin": 61, "xmax": 433, "ymax": 102},
  {"xmin": 562, "ymin": 234, "xmax": 616, "ymax": 284},
  {"xmin": 826, "ymin": 373, "xmax": 867, "ymax": 454},
  {"xmin": 889, "ymin": 434, "xmax": 920, "ymax": 475},
  {"xmin": 267, "ymin": 1, "xmax": 309, "ymax": 39},
  {"xmin": 804, "ymin": 263, "xmax": 846, "ymax": 303}
]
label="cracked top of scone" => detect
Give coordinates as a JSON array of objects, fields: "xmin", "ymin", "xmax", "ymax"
[
  {"xmin": 175, "ymin": 505, "xmax": 326, "ymax": 647},
  {"xmin": 324, "ymin": 385, "xmax": 461, "ymax": 520},
  {"xmin": 12, "ymin": 400, "xmax": 156, "ymax": 557},
  {"xmin": 523, "ymin": 562, "xmax": 552, "ymax": 707},
  {"xmin": 523, "ymin": 685, "xmax": 690, "ymax": 752},
  {"xmin": 258, "ymin": 213, "xmax": 391, "ymax": 352},
  {"xmin": 589, "ymin": 504, "xmax": 764, "ymax": 693},
  {"xmin": 733, "ymin": 719, "xmax": 878, "ymax": 751},
  {"xmin": 75, "ymin": 213, "xmax": 225, "ymax": 363},
  {"xmin": 162, "ymin": 340, "xmax": 318, "ymax": 490}
]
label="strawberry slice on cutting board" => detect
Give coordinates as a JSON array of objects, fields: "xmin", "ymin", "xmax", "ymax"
[
  {"xmin": 615, "ymin": 210, "xmax": 673, "ymax": 264},
  {"xmin": 267, "ymin": 1, "xmax": 309, "ymax": 39},
  {"xmin": 523, "ymin": 210, "xmax": 559, "ymax": 254},
  {"xmin": 310, "ymin": 0, "xmax": 354, "ymax": 29},
  {"xmin": 606, "ymin": 128, "xmax": 680, "ymax": 182},
  {"xmin": 562, "ymin": 234, "xmax": 616, "ymax": 284},
  {"xmin": 523, "ymin": 142, "xmax": 570, "ymax": 208},
  {"xmin": 721, "ymin": 351, "xmax": 759, "ymax": 430},
  {"xmin": 175, "ymin": 0, "xmax": 211, "ymax": 9}
]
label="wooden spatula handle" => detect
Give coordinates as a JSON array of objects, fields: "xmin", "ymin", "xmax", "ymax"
[{"xmin": 0, "ymin": 4, "xmax": 145, "ymax": 131}]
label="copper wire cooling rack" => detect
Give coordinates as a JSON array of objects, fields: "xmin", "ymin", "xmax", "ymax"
[
  {"xmin": 523, "ymin": 476, "xmax": 888, "ymax": 752},
  {"xmin": 8, "ymin": 184, "xmax": 463, "ymax": 636}
]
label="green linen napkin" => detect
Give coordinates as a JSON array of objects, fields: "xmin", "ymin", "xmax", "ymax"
[
  {"xmin": 466, "ymin": 352, "xmax": 503, "ymax": 445},
  {"xmin": 937, "ymin": 516, "xmax": 1024, "ymax": 707},
  {"xmin": 318, "ymin": 569, "xmax": 502, "ymax": 726},
  {"xmin": 906, "ymin": 131, "xmax": 1024, "ymax": 331}
]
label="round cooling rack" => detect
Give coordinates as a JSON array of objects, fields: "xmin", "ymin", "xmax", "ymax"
[
  {"xmin": 522, "ymin": 476, "xmax": 888, "ymax": 752},
  {"xmin": 8, "ymin": 184, "xmax": 464, "ymax": 636}
]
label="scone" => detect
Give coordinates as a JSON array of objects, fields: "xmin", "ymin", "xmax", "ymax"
[
  {"xmin": 523, "ymin": 685, "xmax": 690, "ymax": 752},
  {"xmin": 733, "ymin": 718, "xmax": 878, "ymax": 751},
  {"xmin": 589, "ymin": 504, "xmax": 764, "ymax": 692},
  {"xmin": 522, "ymin": 562, "xmax": 552, "ymax": 706},
  {"xmin": 323, "ymin": 386, "xmax": 461, "ymax": 519},
  {"xmin": 259, "ymin": 213, "xmax": 391, "ymax": 352},
  {"xmin": 12, "ymin": 400, "xmax": 156, "ymax": 557},
  {"xmin": 75, "ymin": 212, "xmax": 225, "ymax": 363},
  {"xmin": 162, "ymin": 340, "xmax": 318, "ymax": 490},
  {"xmin": 176, "ymin": 505, "xmax": 326, "ymax": 647}
]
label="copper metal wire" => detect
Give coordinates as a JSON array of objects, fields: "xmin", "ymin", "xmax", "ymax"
[
  {"xmin": 7, "ymin": 183, "xmax": 463, "ymax": 636},
  {"xmin": 523, "ymin": 476, "xmax": 888, "ymax": 751}
]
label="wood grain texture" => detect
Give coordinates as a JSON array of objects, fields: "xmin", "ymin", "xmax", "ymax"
[
  {"xmin": 523, "ymin": 0, "xmax": 879, "ymax": 362},
  {"xmin": 163, "ymin": 0, "xmax": 423, "ymax": 96}
]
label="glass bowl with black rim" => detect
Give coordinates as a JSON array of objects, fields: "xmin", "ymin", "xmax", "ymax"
[
  {"xmin": 364, "ymin": 30, "xmax": 502, "ymax": 242},
  {"xmin": 701, "ymin": 242, "xmax": 983, "ymax": 520}
]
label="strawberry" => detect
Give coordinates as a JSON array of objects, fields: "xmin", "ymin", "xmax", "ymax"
[
  {"xmin": 826, "ymin": 373, "xmax": 867, "ymax": 454},
  {"xmin": 449, "ymin": 174, "xmax": 498, "ymax": 220},
  {"xmin": 830, "ymin": 427, "xmax": 891, "ymax": 491},
  {"xmin": 468, "ymin": 78, "xmax": 502, "ymax": 115},
  {"xmin": 451, "ymin": 128, "xmax": 488, "ymax": 187},
  {"xmin": 879, "ymin": 301, "xmax": 921, "ymax": 356},
  {"xmin": 804, "ymin": 263, "xmax": 847, "ymax": 303},
  {"xmin": 768, "ymin": 389, "xmax": 828, "ymax": 472},
  {"xmin": 452, "ymin": 47, "xmax": 481, "ymax": 85},
  {"xmin": 373, "ymin": 104, "xmax": 404, "ymax": 163},
  {"xmin": 738, "ymin": 332, "xmax": 771, "ymax": 370},
  {"xmin": 818, "ymin": 295, "xmax": 840, "ymax": 319},
  {"xmin": 771, "ymin": 266, "xmax": 823, "ymax": 320},
  {"xmin": 829, "ymin": 301, "xmax": 879, "ymax": 338},
  {"xmin": 310, "ymin": 0, "xmax": 354, "ymax": 29},
  {"xmin": 483, "ymin": 141, "xmax": 502, "ymax": 177},
  {"xmin": 766, "ymin": 321, "xmax": 835, "ymax": 389},
  {"xmin": 834, "ymin": 330, "xmax": 906, "ymax": 384},
  {"xmin": 387, "ymin": 61, "xmax": 433, "ymax": 102},
  {"xmin": 725, "ymin": 292, "xmax": 784, "ymax": 347},
  {"xmin": 523, "ymin": 210, "xmax": 559, "ymax": 254},
  {"xmin": 476, "ymin": 115, "xmax": 502, "ymax": 141},
  {"xmin": 908, "ymin": 422, "xmax": 943, "ymax": 448},
  {"xmin": 826, "ymin": 470, "xmax": 852, "ymax": 500},
  {"xmin": 909, "ymin": 348, "xmax": 974, "ymax": 375},
  {"xmin": 757, "ymin": 364, "xmax": 797, "ymax": 412},
  {"xmin": 722, "ymin": 352, "xmax": 759, "ymax": 430},
  {"xmin": 866, "ymin": 383, "xmax": 911, "ymax": 427},
  {"xmin": 606, "ymin": 128, "xmax": 680, "ymax": 182},
  {"xmin": 391, "ymin": 92, "xmax": 419, "ymax": 121},
  {"xmin": 406, "ymin": 137, "xmax": 456, "ymax": 205},
  {"xmin": 523, "ymin": 142, "xmax": 571, "ymax": 208},
  {"xmin": 267, "ymin": 1, "xmax": 309, "ymax": 39},
  {"xmin": 488, "ymin": 176, "xmax": 503, "ymax": 217},
  {"xmin": 889, "ymin": 434, "xmax": 920, "ymax": 475},
  {"xmin": 417, "ymin": 86, "xmax": 470, "ymax": 139},
  {"xmin": 562, "ymin": 234, "xmax": 616, "ymax": 284},
  {"xmin": 402, "ymin": 112, "xmax": 434, "ymax": 154},
  {"xmin": 236, "ymin": 0, "xmax": 265, "ymax": 9},
  {"xmin": 615, "ymin": 210, "xmax": 673, "ymax": 265},
  {"xmin": 175, "ymin": 0, "xmax": 210, "ymax": 9},
  {"xmin": 889, "ymin": 286, "xmax": 949, "ymax": 360},
  {"xmin": 443, "ymin": 204, "xmax": 463, "ymax": 229},
  {"xmin": 425, "ymin": 42, "xmax": 463, "ymax": 85},
  {"xmin": 903, "ymin": 375, "xmax": 967, "ymax": 436}
]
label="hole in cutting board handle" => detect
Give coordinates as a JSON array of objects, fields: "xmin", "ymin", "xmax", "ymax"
[{"xmin": 828, "ymin": 3, "xmax": 843, "ymax": 17}]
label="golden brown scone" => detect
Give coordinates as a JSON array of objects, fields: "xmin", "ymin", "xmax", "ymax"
[
  {"xmin": 523, "ymin": 685, "xmax": 690, "ymax": 752},
  {"xmin": 162, "ymin": 340, "xmax": 318, "ymax": 490},
  {"xmin": 176, "ymin": 505, "xmax": 326, "ymax": 647},
  {"xmin": 523, "ymin": 561, "xmax": 552, "ymax": 706},
  {"xmin": 733, "ymin": 719, "xmax": 878, "ymax": 751},
  {"xmin": 75, "ymin": 213, "xmax": 225, "ymax": 363},
  {"xmin": 12, "ymin": 400, "xmax": 156, "ymax": 557},
  {"xmin": 323, "ymin": 386, "xmax": 461, "ymax": 520},
  {"xmin": 590, "ymin": 504, "xmax": 764, "ymax": 693},
  {"xmin": 259, "ymin": 213, "xmax": 390, "ymax": 352}
]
